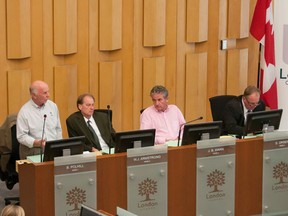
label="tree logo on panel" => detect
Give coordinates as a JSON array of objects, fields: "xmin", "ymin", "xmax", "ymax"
[
  {"xmin": 138, "ymin": 178, "xmax": 157, "ymax": 201},
  {"xmin": 137, "ymin": 178, "xmax": 159, "ymax": 209},
  {"xmin": 272, "ymin": 161, "xmax": 288, "ymax": 192},
  {"xmin": 66, "ymin": 187, "xmax": 87, "ymax": 211},
  {"xmin": 273, "ymin": 161, "xmax": 288, "ymax": 184},
  {"xmin": 206, "ymin": 169, "xmax": 226, "ymax": 200}
]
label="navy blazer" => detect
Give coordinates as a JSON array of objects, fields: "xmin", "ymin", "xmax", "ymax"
[
  {"xmin": 66, "ymin": 111, "xmax": 115, "ymax": 151},
  {"xmin": 222, "ymin": 95, "xmax": 266, "ymax": 136}
]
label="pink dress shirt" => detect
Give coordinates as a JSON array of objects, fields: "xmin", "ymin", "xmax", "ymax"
[{"xmin": 140, "ymin": 105, "xmax": 186, "ymax": 144}]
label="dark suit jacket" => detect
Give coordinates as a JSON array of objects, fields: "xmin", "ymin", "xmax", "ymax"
[
  {"xmin": 66, "ymin": 111, "xmax": 115, "ymax": 151},
  {"xmin": 222, "ymin": 95, "xmax": 266, "ymax": 136}
]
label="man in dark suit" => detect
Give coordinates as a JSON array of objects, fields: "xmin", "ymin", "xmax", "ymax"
[
  {"xmin": 222, "ymin": 86, "xmax": 266, "ymax": 137},
  {"xmin": 66, "ymin": 93, "xmax": 115, "ymax": 153}
]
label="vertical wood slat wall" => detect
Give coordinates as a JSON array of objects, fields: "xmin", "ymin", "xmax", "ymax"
[{"xmin": 0, "ymin": 0, "xmax": 259, "ymax": 137}]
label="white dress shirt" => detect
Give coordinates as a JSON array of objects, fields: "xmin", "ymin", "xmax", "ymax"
[
  {"xmin": 17, "ymin": 99, "xmax": 62, "ymax": 148},
  {"xmin": 84, "ymin": 116, "xmax": 109, "ymax": 150}
]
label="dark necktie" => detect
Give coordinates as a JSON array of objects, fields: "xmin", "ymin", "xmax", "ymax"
[{"xmin": 87, "ymin": 120, "xmax": 101, "ymax": 150}]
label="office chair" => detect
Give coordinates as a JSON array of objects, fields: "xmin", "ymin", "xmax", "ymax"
[
  {"xmin": 94, "ymin": 109, "xmax": 112, "ymax": 122},
  {"xmin": 209, "ymin": 95, "xmax": 237, "ymax": 121},
  {"xmin": 140, "ymin": 108, "xmax": 146, "ymax": 114},
  {"xmin": 0, "ymin": 124, "xmax": 20, "ymax": 205}
]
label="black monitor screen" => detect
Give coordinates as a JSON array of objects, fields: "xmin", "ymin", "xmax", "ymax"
[
  {"xmin": 80, "ymin": 205, "xmax": 107, "ymax": 216},
  {"xmin": 114, "ymin": 129, "xmax": 156, "ymax": 153},
  {"xmin": 181, "ymin": 121, "xmax": 222, "ymax": 145},
  {"xmin": 245, "ymin": 109, "xmax": 283, "ymax": 135},
  {"xmin": 43, "ymin": 136, "xmax": 85, "ymax": 162}
]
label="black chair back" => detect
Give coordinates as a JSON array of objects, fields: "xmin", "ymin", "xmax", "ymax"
[
  {"xmin": 10, "ymin": 125, "xmax": 20, "ymax": 162},
  {"xmin": 140, "ymin": 108, "xmax": 145, "ymax": 114},
  {"xmin": 5, "ymin": 124, "xmax": 20, "ymax": 190},
  {"xmin": 94, "ymin": 109, "xmax": 112, "ymax": 122},
  {"xmin": 209, "ymin": 95, "xmax": 237, "ymax": 121}
]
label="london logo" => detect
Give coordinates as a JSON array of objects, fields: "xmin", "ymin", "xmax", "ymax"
[
  {"xmin": 66, "ymin": 186, "xmax": 87, "ymax": 214},
  {"xmin": 273, "ymin": 161, "xmax": 288, "ymax": 184},
  {"xmin": 137, "ymin": 178, "xmax": 158, "ymax": 209},
  {"xmin": 206, "ymin": 169, "xmax": 226, "ymax": 200},
  {"xmin": 272, "ymin": 161, "xmax": 288, "ymax": 191}
]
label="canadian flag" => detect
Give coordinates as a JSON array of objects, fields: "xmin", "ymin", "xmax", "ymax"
[{"xmin": 250, "ymin": 0, "xmax": 278, "ymax": 109}]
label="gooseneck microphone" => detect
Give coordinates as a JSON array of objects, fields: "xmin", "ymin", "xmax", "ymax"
[
  {"xmin": 40, "ymin": 114, "xmax": 47, "ymax": 162},
  {"xmin": 177, "ymin": 116, "xmax": 203, "ymax": 147},
  {"xmin": 107, "ymin": 105, "xmax": 112, "ymax": 154}
]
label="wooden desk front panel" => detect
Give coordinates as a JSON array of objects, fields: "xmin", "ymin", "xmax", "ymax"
[{"xmin": 19, "ymin": 138, "xmax": 263, "ymax": 216}]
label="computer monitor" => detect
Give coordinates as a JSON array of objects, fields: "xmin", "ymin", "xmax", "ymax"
[
  {"xmin": 245, "ymin": 109, "xmax": 283, "ymax": 135},
  {"xmin": 43, "ymin": 136, "xmax": 85, "ymax": 162},
  {"xmin": 181, "ymin": 121, "xmax": 222, "ymax": 145},
  {"xmin": 114, "ymin": 129, "xmax": 156, "ymax": 153},
  {"xmin": 80, "ymin": 204, "xmax": 107, "ymax": 216}
]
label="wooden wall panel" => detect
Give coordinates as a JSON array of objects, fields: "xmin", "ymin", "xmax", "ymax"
[
  {"xmin": 186, "ymin": 0, "xmax": 208, "ymax": 42},
  {"xmin": 142, "ymin": 57, "xmax": 166, "ymax": 108},
  {"xmin": 54, "ymin": 0, "xmax": 77, "ymax": 55},
  {"xmin": 0, "ymin": 0, "xmax": 7, "ymax": 123},
  {"xmin": 132, "ymin": 0, "xmax": 146, "ymax": 130},
  {"xmin": 99, "ymin": 0, "xmax": 122, "ymax": 51},
  {"xmin": 43, "ymin": 0, "xmax": 63, "ymax": 98},
  {"xmin": 7, "ymin": 69, "xmax": 31, "ymax": 114},
  {"xmin": 228, "ymin": 0, "xmax": 250, "ymax": 39},
  {"xmin": 99, "ymin": 61, "xmax": 122, "ymax": 131},
  {"xmin": 89, "ymin": 0, "xmax": 100, "ymax": 100},
  {"xmin": 143, "ymin": 0, "xmax": 166, "ymax": 47},
  {"xmin": 6, "ymin": 0, "xmax": 31, "ymax": 59},
  {"xmin": 227, "ymin": 48, "xmax": 249, "ymax": 95},
  {"xmin": 0, "ymin": 0, "xmax": 261, "ymax": 131},
  {"xmin": 185, "ymin": 52, "xmax": 207, "ymax": 121},
  {"xmin": 206, "ymin": 0, "xmax": 226, "ymax": 107},
  {"xmin": 175, "ymin": 0, "xmax": 193, "ymax": 113},
  {"xmin": 54, "ymin": 65, "xmax": 78, "ymax": 138}
]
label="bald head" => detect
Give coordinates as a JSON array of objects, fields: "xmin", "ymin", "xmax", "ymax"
[
  {"xmin": 30, "ymin": 80, "xmax": 48, "ymax": 95},
  {"xmin": 30, "ymin": 80, "xmax": 50, "ymax": 107}
]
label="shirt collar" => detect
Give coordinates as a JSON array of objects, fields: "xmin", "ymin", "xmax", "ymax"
[
  {"xmin": 30, "ymin": 99, "xmax": 46, "ymax": 109},
  {"xmin": 241, "ymin": 97, "xmax": 250, "ymax": 114},
  {"xmin": 84, "ymin": 116, "xmax": 95, "ymax": 124},
  {"xmin": 152, "ymin": 105, "xmax": 169, "ymax": 113}
]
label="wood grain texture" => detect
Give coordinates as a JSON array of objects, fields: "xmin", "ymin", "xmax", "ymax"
[
  {"xmin": 186, "ymin": 0, "xmax": 208, "ymax": 42},
  {"xmin": 228, "ymin": 0, "xmax": 250, "ymax": 39},
  {"xmin": 7, "ymin": 69, "xmax": 31, "ymax": 114},
  {"xmin": 227, "ymin": 48, "xmax": 249, "ymax": 95},
  {"xmin": 142, "ymin": 57, "xmax": 165, "ymax": 108},
  {"xmin": 99, "ymin": 0, "xmax": 122, "ymax": 51},
  {"xmin": 185, "ymin": 52, "xmax": 207, "ymax": 121},
  {"xmin": 6, "ymin": 0, "xmax": 31, "ymax": 59},
  {"xmin": 53, "ymin": 0, "xmax": 77, "ymax": 54},
  {"xmin": 143, "ymin": 0, "xmax": 166, "ymax": 47},
  {"xmin": 54, "ymin": 65, "xmax": 78, "ymax": 138},
  {"xmin": 99, "ymin": 61, "xmax": 122, "ymax": 131},
  {"xmin": 0, "ymin": 0, "xmax": 260, "ymax": 131}
]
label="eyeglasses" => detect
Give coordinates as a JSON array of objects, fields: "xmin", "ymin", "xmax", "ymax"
[{"xmin": 244, "ymin": 97, "xmax": 260, "ymax": 107}]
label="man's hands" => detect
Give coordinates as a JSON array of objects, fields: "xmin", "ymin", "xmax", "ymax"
[{"xmin": 33, "ymin": 139, "xmax": 46, "ymax": 148}]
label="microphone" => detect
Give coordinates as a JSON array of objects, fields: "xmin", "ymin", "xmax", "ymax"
[
  {"xmin": 177, "ymin": 116, "xmax": 203, "ymax": 147},
  {"xmin": 40, "ymin": 114, "xmax": 47, "ymax": 162},
  {"xmin": 106, "ymin": 105, "xmax": 112, "ymax": 154}
]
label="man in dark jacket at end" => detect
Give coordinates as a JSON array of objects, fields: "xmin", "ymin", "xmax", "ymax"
[
  {"xmin": 223, "ymin": 86, "xmax": 266, "ymax": 137},
  {"xmin": 66, "ymin": 93, "xmax": 115, "ymax": 153}
]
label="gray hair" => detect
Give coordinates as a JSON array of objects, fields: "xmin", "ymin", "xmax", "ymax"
[
  {"xmin": 150, "ymin": 85, "xmax": 168, "ymax": 98},
  {"xmin": 243, "ymin": 86, "xmax": 261, "ymax": 97}
]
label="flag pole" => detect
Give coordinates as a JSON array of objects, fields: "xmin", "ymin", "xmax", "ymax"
[{"xmin": 256, "ymin": 44, "xmax": 261, "ymax": 88}]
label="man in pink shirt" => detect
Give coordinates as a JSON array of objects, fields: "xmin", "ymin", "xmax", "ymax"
[{"xmin": 140, "ymin": 85, "xmax": 186, "ymax": 144}]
